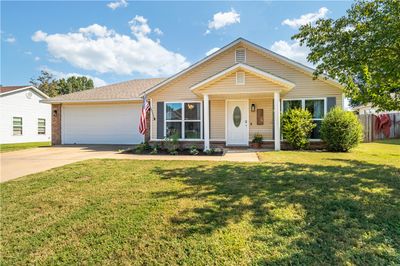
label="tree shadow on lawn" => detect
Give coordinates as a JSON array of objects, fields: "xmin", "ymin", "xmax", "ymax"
[{"xmin": 152, "ymin": 159, "xmax": 400, "ymax": 264}]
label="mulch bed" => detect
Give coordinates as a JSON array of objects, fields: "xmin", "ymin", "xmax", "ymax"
[{"xmin": 128, "ymin": 148, "xmax": 223, "ymax": 156}]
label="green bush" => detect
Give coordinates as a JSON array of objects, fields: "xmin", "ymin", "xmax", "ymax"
[
  {"xmin": 321, "ymin": 107, "xmax": 363, "ymax": 152},
  {"xmin": 163, "ymin": 133, "xmax": 179, "ymax": 154},
  {"xmin": 281, "ymin": 108, "xmax": 316, "ymax": 150}
]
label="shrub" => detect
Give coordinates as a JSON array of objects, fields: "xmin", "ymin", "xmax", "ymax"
[
  {"xmin": 189, "ymin": 145, "xmax": 199, "ymax": 155},
  {"xmin": 163, "ymin": 133, "xmax": 179, "ymax": 154},
  {"xmin": 252, "ymin": 133, "xmax": 263, "ymax": 144},
  {"xmin": 135, "ymin": 142, "xmax": 151, "ymax": 154},
  {"xmin": 281, "ymin": 108, "xmax": 316, "ymax": 150},
  {"xmin": 320, "ymin": 107, "xmax": 363, "ymax": 152}
]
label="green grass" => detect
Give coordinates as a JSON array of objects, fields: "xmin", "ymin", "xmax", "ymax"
[
  {"xmin": 0, "ymin": 142, "xmax": 51, "ymax": 153},
  {"xmin": 1, "ymin": 140, "xmax": 399, "ymax": 265}
]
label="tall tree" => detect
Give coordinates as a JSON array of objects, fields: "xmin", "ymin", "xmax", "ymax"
[
  {"xmin": 293, "ymin": 0, "xmax": 400, "ymax": 111},
  {"xmin": 30, "ymin": 71, "xmax": 94, "ymax": 97},
  {"xmin": 57, "ymin": 76, "xmax": 94, "ymax": 95},
  {"xmin": 30, "ymin": 71, "xmax": 59, "ymax": 97}
]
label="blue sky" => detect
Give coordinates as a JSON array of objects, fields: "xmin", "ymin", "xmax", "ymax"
[{"xmin": 1, "ymin": 1, "xmax": 352, "ymax": 87}]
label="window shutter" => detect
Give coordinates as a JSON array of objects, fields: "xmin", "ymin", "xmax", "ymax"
[
  {"xmin": 157, "ymin": 102, "xmax": 164, "ymax": 139},
  {"xmin": 235, "ymin": 49, "xmax": 246, "ymax": 63},
  {"xmin": 236, "ymin": 72, "xmax": 245, "ymax": 85},
  {"xmin": 327, "ymin": 97, "xmax": 336, "ymax": 112}
]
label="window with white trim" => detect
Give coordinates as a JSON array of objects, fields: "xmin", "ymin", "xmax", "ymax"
[
  {"xmin": 165, "ymin": 102, "xmax": 202, "ymax": 139},
  {"xmin": 236, "ymin": 71, "xmax": 245, "ymax": 85},
  {"xmin": 13, "ymin": 117, "xmax": 22, "ymax": 136},
  {"xmin": 282, "ymin": 98, "xmax": 326, "ymax": 139},
  {"xmin": 38, "ymin": 118, "xmax": 46, "ymax": 135},
  {"xmin": 235, "ymin": 48, "xmax": 246, "ymax": 63}
]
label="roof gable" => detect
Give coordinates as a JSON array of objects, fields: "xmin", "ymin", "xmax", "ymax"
[
  {"xmin": 0, "ymin": 86, "xmax": 49, "ymax": 99},
  {"xmin": 141, "ymin": 38, "xmax": 342, "ymax": 96},
  {"xmin": 190, "ymin": 63, "xmax": 295, "ymax": 93}
]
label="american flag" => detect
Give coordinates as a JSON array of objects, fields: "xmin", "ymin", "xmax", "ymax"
[{"xmin": 139, "ymin": 95, "xmax": 150, "ymax": 135}]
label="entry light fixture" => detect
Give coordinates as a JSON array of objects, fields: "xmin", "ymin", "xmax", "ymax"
[{"xmin": 251, "ymin": 104, "xmax": 256, "ymax": 112}]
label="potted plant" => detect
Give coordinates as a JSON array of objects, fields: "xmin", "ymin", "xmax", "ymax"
[{"xmin": 252, "ymin": 133, "xmax": 263, "ymax": 148}]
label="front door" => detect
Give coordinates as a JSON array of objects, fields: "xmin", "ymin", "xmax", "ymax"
[{"xmin": 227, "ymin": 100, "xmax": 248, "ymax": 146}]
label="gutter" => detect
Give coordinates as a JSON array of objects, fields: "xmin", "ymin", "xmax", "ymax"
[{"xmin": 41, "ymin": 98, "xmax": 142, "ymax": 104}]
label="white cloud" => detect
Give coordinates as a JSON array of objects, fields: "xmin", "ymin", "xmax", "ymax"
[
  {"xmin": 32, "ymin": 19, "xmax": 189, "ymax": 77},
  {"xmin": 44, "ymin": 67, "xmax": 108, "ymax": 87},
  {"xmin": 107, "ymin": 0, "xmax": 128, "ymax": 10},
  {"xmin": 206, "ymin": 8, "xmax": 240, "ymax": 33},
  {"xmin": 129, "ymin": 15, "xmax": 151, "ymax": 37},
  {"xmin": 5, "ymin": 36, "xmax": 16, "ymax": 43},
  {"xmin": 282, "ymin": 7, "xmax": 328, "ymax": 28},
  {"xmin": 34, "ymin": 56, "xmax": 40, "ymax": 61},
  {"xmin": 205, "ymin": 47, "xmax": 220, "ymax": 56},
  {"xmin": 24, "ymin": 51, "xmax": 32, "ymax": 55},
  {"xmin": 154, "ymin": 28, "xmax": 163, "ymax": 36},
  {"xmin": 270, "ymin": 40, "xmax": 313, "ymax": 67},
  {"xmin": 32, "ymin": 30, "xmax": 48, "ymax": 42}
]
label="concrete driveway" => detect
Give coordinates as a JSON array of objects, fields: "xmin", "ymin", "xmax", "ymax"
[
  {"xmin": 0, "ymin": 145, "xmax": 132, "ymax": 183},
  {"xmin": 1, "ymin": 145, "xmax": 260, "ymax": 183}
]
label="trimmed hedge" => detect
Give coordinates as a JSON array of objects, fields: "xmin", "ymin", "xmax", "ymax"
[
  {"xmin": 321, "ymin": 107, "xmax": 363, "ymax": 152},
  {"xmin": 281, "ymin": 108, "xmax": 315, "ymax": 150}
]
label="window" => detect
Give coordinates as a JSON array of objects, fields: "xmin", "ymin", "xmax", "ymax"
[
  {"xmin": 13, "ymin": 117, "xmax": 22, "ymax": 136},
  {"xmin": 305, "ymin": 99, "xmax": 325, "ymax": 139},
  {"xmin": 236, "ymin": 72, "xmax": 245, "ymax": 85},
  {"xmin": 282, "ymin": 98, "xmax": 326, "ymax": 139},
  {"xmin": 235, "ymin": 48, "xmax": 246, "ymax": 63},
  {"xmin": 283, "ymin": 100, "xmax": 302, "ymax": 112},
  {"xmin": 38, "ymin": 118, "xmax": 46, "ymax": 135},
  {"xmin": 165, "ymin": 102, "xmax": 202, "ymax": 139}
]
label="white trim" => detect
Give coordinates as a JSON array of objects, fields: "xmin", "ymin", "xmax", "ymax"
[
  {"xmin": 190, "ymin": 63, "xmax": 295, "ymax": 92},
  {"xmin": 225, "ymin": 99, "xmax": 249, "ymax": 146},
  {"xmin": 235, "ymin": 48, "xmax": 246, "ymax": 63},
  {"xmin": 163, "ymin": 101, "xmax": 203, "ymax": 141},
  {"xmin": 1, "ymin": 86, "xmax": 49, "ymax": 99},
  {"xmin": 274, "ymin": 92, "xmax": 281, "ymax": 151},
  {"xmin": 140, "ymin": 38, "xmax": 343, "ymax": 97},
  {"xmin": 42, "ymin": 98, "xmax": 142, "ymax": 104},
  {"xmin": 282, "ymin": 97, "xmax": 327, "ymax": 140},
  {"xmin": 236, "ymin": 71, "xmax": 245, "ymax": 85},
  {"xmin": 342, "ymin": 93, "xmax": 346, "ymax": 109},
  {"xmin": 203, "ymin": 94, "xmax": 210, "ymax": 151}
]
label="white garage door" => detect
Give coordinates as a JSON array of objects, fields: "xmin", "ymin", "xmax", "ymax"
[{"xmin": 62, "ymin": 104, "xmax": 144, "ymax": 144}]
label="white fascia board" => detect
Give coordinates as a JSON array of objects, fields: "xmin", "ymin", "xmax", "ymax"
[
  {"xmin": 41, "ymin": 98, "xmax": 142, "ymax": 104},
  {"xmin": 190, "ymin": 63, "xmax": 295, "ymax": 91},
  {"xmin": 0, "ymin": 86, "xmax": 49, "ymax": 98}
]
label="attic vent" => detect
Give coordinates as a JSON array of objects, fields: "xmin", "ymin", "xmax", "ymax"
[
  {"xmin": 235, "ymin": 49, "xmax": 246, "ymax": 63},
  {"xmin": 236, "ymin": 72, "xmax": 245, "ymax": 85}
]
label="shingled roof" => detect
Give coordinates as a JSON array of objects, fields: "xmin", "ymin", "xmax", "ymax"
[
  {"xmin": 0, "ymin": 85, "xmax": 30, "ymax": 93},
  {"xmin": 44, "ymin": 78, "xmax": 165, "ymax": 103}
]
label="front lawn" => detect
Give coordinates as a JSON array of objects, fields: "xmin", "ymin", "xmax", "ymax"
[
  {"xmin": 1, "ymin": 140, "xmax": 399, "ymax": 265},
  {"xmin": 0, "ymin": 141, "xmax": 51, "ymax": 153}
]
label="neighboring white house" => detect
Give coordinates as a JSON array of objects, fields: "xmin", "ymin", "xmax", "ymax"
[{"xmin": 0, "ymin": 86, "xmax": 51, "ymax": 144}]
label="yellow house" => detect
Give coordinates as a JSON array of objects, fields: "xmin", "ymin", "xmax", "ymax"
[{"xmin": 45, "ymin": 38, "xmax": 344, "ymax": 150}]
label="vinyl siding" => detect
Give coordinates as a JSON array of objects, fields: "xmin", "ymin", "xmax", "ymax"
[
  {"xmin": 245, "ymin": 48, "xmax": 342, "ymax": 103},
  {"xmin": 210, "ymin": 100, "xmax": 225, "ymax": 140},
  {"xmin": 249, "ymin": 98, "xmax": 273, "ymax": 140},
  {"xmin": 198, "ymin": 71, "xmax": 281, "ymax": 94},
  {"xmin": 149, "ymin": 42, "xmax": 343, "ymax": 140}
]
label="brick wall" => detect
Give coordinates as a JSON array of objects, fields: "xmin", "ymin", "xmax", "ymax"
[{"xmin": 51, "ymin": 104, "xmax": 61, "ymax": 145}]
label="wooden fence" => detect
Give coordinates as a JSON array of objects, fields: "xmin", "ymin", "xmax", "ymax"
[{"xmin": 358, "ymin": 112, "xmax": 400, "ymax": 142}]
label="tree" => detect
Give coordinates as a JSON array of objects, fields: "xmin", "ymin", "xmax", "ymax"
[
  {"xmin": 57, "ymin": 76, "xmax": 94, "ymax": 95},
  {"xmin": 30, "ymin": 71, "xmax": 94, "ymax": 97},
  {"xmin": 293, "ymin": 0, "xmax": 400, "ymax": 111},
  {"xmin": 30, "ymin": 71, "xmax": 59, "ymax": 97}
]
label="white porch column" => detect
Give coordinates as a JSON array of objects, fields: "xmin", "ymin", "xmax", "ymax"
[
  {"xmin": 274, "ymin": 91, "xmax": 281, "ymax": 151},
  {"xmin": 203, "ymin": 94, "xmax": 210, "ymax": 151}
]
